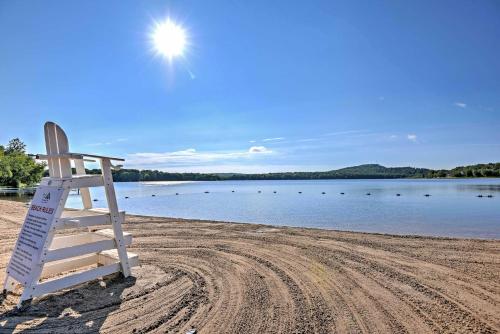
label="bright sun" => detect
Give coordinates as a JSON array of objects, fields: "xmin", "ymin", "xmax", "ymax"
[{"xmin": 152, "ymin": 19, "xmax": 186, "ymax": 60}]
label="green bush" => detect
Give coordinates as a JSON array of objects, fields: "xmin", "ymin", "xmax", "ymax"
[{"xmin": 0, "ymin": 138, "xmax": 45, "ymax": 187}]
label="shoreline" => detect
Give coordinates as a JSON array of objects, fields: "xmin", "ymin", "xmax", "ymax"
[
  {"xmin": 1, "ymin": 199, "xmax": 499, "ymax": 333},
  {"xmin": 121, "ymin": 212, "xmax": 500, "ymax": 241},
  {"xmin": 3, "ymin": 193, "xmax": 499, "ymax": 240},
  {"xmin": 111, "ymin": 176, "xmax": 500, "ymax": 182}
]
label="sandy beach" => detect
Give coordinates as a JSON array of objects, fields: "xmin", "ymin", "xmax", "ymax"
[{"xmin": 0, "ymin": 199, "xmax": 499, "ymax": 333}]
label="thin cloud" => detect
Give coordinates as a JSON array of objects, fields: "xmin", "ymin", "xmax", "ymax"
[
  {"xmin": 87, "ymin": 138, "xmax": 127, "ymax": 146},
  {"xmin": 126, "ymin": 146, "xmax": 273, "ymax": 167},
  {"xmin": 407, "ymin": 134, "xmax": 417, "ymax": 142},
  {"xmin": 262, "ymin": 137, "xmax": 284, "ymax": 142},
  {"xmin": 145, "ymin": 164, "xmax": 330, "ymax": 174},
  {"xmin": 249, "ymin": 146, "xmax": 272, "ymax": 153},
  {"xmin": 323, "ymin": 130, "xmax": 368, "ymax": 136},
  {"xmin": 296, "ymin": 138, "xmax": 318, "ymax": 143},
  {"xmin": 454, "ymin": 102, "xmax": 467, "ymax": 108},
  {"xmin": 87, "ymin": 142, "xmax": 112, "ymax": 146}
]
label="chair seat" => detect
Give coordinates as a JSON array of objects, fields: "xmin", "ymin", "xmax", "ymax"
[
  {"xmin": 55, "ymin": 209, "xmax": 125, "ymax": 230},
  {"xmin": 39, "ymin": 175, "xmax": 104, "ymax": 189}
]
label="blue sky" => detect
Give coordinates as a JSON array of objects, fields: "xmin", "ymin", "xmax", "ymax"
[{"xmin": 1, "ymin": 0, "xmax": 499, "ymax": 172}]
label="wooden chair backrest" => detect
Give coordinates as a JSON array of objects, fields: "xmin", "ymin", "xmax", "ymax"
[{"xmin": 44, "ymin": 122, "xmax": 72, "ymax": 178}]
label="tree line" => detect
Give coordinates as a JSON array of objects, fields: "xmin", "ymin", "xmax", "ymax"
[
  {"xmin": 98, "ymin": 163, "xmax": 500, "ymax": 182},
  {"xmin": 1, "ymin": 138, "xmax": 499, "ymax": 187}
]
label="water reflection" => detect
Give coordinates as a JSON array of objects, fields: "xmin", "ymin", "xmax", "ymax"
[{"xmin": 2, "ymin": 179, "xmax": 499, "ymax": 238}]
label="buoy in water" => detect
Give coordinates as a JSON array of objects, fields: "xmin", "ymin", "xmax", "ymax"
[
  {"xmin": 477, "ymin": 194, "xmax": 483, "ymax": 198},
  {"xmin": 298, "ymin": 191, "xmax": 302, "ymax": 194},
  {"xmin": 258, "ymin": 191, "xmax": 262, "ymax": 193},
  {"xmin": 487, "ymin": 194, "xmax": 494, "ymax": 198},
  {"xmin": 152, "ymin": 194, "xmax": 156, "ymax": 197},
  {"xmin": 340, "ymin": 192, "xmax": 345, "ymax": 195},
  {"xmin": 204, "ymin": 191, "xmax": 209, "ymax": 194},
  {"xmin": 366, "ymin": 193, "xmax": 371, "ymax": 196},
  {"xmin": 424, "ymin": 194, "xmax": 431, "ymax": 197},
  {"xmin": 321, "ymin": 192, "xmax": 326, "ymax": 194},
  {"xmin": 396, "ymin": 194, "xmax": 401, "ymax": 196},
  {"xmin": 232, "ymin": 190, "xmax": 235, "ymax": 192},
  {"xmin": 175, "ymin": 193, "xmax": 179, "ymax": 195},
  {"xmin": 125, "ymin": 196, "xmax": 129, "ymax": 199},
  {"xmin": 273, "ymin": 191, "xmax": 277, "ymax": 193}
]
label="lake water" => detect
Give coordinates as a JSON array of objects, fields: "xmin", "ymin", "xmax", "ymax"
[{"xmin": 56, "ymin": 179, "xmax": 500, "ymax": 239}]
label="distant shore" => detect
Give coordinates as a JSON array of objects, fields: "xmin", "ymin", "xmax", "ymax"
[
  {"xmin": 0, "ymin": 200, "xmax": 499, "ymax": 333},
  {"xmin": 81, "ymin": 163, "xmax": 500, "ymax": 182}
]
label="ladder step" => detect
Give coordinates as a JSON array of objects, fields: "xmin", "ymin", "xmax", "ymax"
[
  {"xmin": 41, "ymin": 254, "xmax": 98, "ymax": 278},
  {"xmin": 46, "ymin": 231, "xmax": 132, "ymax": 262},
  {"xmin": 32, "ymin": 251, "xmax": 138, "ymax": 298},
  {"xmin": 55, "ymin": 209, "xmax": 125, "ymax": 230},
  {"xmin": 33, "ymin": 261, "xmax": 122, "ymax": 298},
  {"xmin": 99, "ymin": 249, "xmax": 139, "ymax": 267},
  {"xmin": 41, "ymin": 251, "xmax": 138, "ymax": 279},
  {"xmin": 39, "ymin": 174, "xmax": 104, "ymax": 189}
]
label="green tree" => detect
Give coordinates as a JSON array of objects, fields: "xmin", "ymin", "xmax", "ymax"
[
  {"xmin": 0, "ymin": 139, "xmax": 45, "ymax": 187},
  {"xmin": 5, "ymin": 138, "xmax": 26, "ymax": 154}
]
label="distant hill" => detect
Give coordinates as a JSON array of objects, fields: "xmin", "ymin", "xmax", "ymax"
[
  {"xmin": 79, "ymin": 163, "xmax": 500, "ymax": 182},
  {"xmin": 327, "ymin": 164, "xmax": 431, "ymax": 179},
  {"xmin": 221, "ymin": 164, "xmax": 431, "ymax": 180}
]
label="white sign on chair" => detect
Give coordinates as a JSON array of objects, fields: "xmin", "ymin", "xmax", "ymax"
[
  {"xmin": 7, "ymin": 186, "xmax": 64, "ymax": 285},
  {"xmin": 3, "ymin": 122, "xmax": 138, "ymax": 308}
]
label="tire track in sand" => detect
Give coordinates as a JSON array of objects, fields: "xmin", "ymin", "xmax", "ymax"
[{"xmin": 0, "ymin": 201, "xmax": 498, "ymax": 333}]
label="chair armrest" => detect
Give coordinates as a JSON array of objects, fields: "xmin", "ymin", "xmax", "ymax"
[
  {"xmin": 36, "ymin": 153, "xmax": 124, "ymax": 162},
  {"xmin": 76, "ymin": 153, "xmax": 125, "ymax": 162},
  {"xmin": 36, "ymin": 153, "xmax": 84, "ymax": 160}
]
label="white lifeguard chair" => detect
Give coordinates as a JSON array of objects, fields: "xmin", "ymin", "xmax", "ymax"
[{"xmin": 3, "ymin": 122, "xmax": 138, "ymax": 307}]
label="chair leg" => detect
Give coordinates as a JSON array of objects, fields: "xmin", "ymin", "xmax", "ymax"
[{"xmin": 100, "ymin": 158, "xmax": 131, "ymax": 277}]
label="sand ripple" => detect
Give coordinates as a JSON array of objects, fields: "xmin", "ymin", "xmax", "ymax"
[{"xmin": 0, "ymin": 200, "xmax": 499, "ymax": 333}]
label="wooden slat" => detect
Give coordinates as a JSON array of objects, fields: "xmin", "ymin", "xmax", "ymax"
[
  {"xmin": 99, "ymin": 250, "xmax": 139, "ymax": 267},
  {"xmin": 39, "ymin": 175, "xmax": 104, "ymax": 189},
  {"xmin": 74, "ymin": 159, "xmax": 92, "ymax": 209},
  {"xmin": 38, "ymin": 177, "xmax": 64, "ymax": 187},
  {"xmin": 41, "ymin": 251, "xmax": 138, "ymax": 279},
  {"xmin": 36, "ymin": 153, "xmax": 84, "ymax": 160},
  {"xmin": 44, "ymin": 233, "xmax": 132, "ymax": 262},
  {"xmin": 36, "ymin": 153, "xmax": 124, "ymax": 162},
  {"xmin": 32, "ymin": 262, "xmax": 122, "ymax": 298},
  {"xmin": 32, "ymin": 251, "xmax": 139, "ymax": 299},
  {"xmin": 41, "ymin": 254, "xmax": 98, "ymax": 278},
  {"xmin": 45, "ymin": 235, "xmax": 132, "ymax": 263},
  {"xmin": 43, "ymin": 124, "xmax": 54, "ymax": 177},
  {"xmin": 50, "ymin": 230, "xmax": 129, "ymax": 250},
  {"xmin": 50, "ymin": 233, "xmax": 94, "ymax": 249},
  {"xmin": 62, "ymin": 208, "xmax": 122, "ymax": 217},
  {"xmin": 54, "ymin": 123, "xmax": 72, "ymax": 178},
  {"xmin": 94, "ymin": 228, "xmax": 128, "ymax": 239},
  {"xmin": 62, "ymin": 175, "xmax": 104, "ymax": 189},
  {"xmin": 79, "ymin": 153, "xmax": 124, "ymax": 161},
  {"xmin": 44, "ymin": 122, "xmax": 60, "ymax": 178},
  {"xmin": 54, "ymin": 211, "xmax": 124, "ymax": 230},
  {"xmin": 54, "ymin": 214, "xmax": 111, "ymax": 230},
  {"xmin": 101, "ymin": 158, "xmax": 131, "ymax": 277}
]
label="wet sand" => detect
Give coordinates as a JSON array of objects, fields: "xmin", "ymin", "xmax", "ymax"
[{"xmin": 0, "ymin": 200, "xmax": 499, "ymax": 333}]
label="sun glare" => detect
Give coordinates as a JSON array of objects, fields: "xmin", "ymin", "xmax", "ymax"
[{"xmin": 152, "ymin": 19, "xmax": 186, "ymax": 61}]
